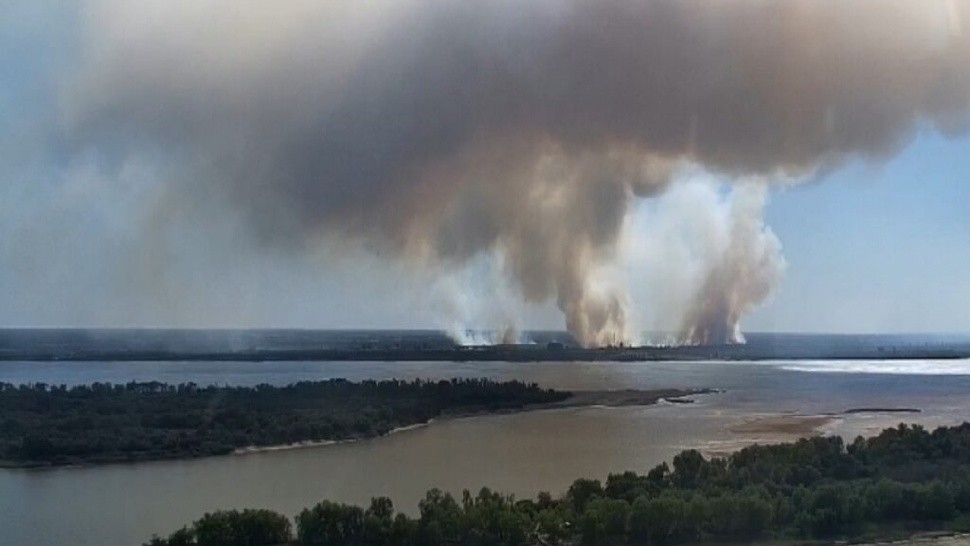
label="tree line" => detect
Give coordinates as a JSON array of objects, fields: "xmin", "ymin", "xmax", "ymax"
[
  {"xmin": 0, "ymin": 378, "xmax": 567, "ymax": 466},
  {"xmin": 147, "ymin": 422, "xmax": 970, "ymax": 545}
]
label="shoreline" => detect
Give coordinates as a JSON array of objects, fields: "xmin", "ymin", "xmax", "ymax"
[
  {"xmin": 231, "ymin": 422, "xmax": 435, "ymax": 456},
  {"xmin": 230, "ymin": 388, "xmax": 717, "ymax": 456},
  {"xmin": 4, "ymin": 348, "xmax": 969, "ymax": 363}
]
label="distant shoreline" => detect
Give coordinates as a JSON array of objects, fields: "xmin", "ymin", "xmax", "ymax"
[
  {"xmin": 3, "ymin": 347, "xmax": 968, "ymax": 362},
  {"xmin": 3, "ymin": 329, "xmax": 968, "ymax": 363}
]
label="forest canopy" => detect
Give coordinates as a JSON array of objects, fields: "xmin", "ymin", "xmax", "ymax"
[{"xmin": 0, "ymin": 378, "xmax": 567, "ymax": 466}]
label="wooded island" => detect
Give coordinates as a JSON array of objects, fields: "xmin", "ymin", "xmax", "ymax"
[{"xmin": 0, "ymin": 378, "xmax": 571, "ymax": 467}]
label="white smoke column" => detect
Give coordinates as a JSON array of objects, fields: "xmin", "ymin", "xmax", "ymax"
[
  {"xmin": 430, "ymin": 252, "xmax": 524, "ymax": 345},
  {"xmin": 621, "ymin": 176, "xmax": 784, "ymax": 344},
  {"xmin": 446, "ymin": 328, "xmax": 526, "ymax": 346},
  {"xmin": 679, "ymin": 182, "xmax": 786, "ymax": 344}
]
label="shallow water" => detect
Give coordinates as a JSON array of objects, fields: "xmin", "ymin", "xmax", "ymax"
[{"xmin": 1, "ymin": 359, "xmax": 969, "ymax": 546}]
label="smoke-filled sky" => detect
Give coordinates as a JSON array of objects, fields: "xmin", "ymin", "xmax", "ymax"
[{"xmin": 1, "ymin": 1, "xmax": 969, "ymax": 343}]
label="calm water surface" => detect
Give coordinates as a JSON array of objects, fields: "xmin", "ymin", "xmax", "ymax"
[{"xmin": 2, "ymin": 359, "xmax": 970, "ymax": 546}]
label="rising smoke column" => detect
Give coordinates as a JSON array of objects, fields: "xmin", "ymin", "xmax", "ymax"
[
  {"xmin": 679, "ymin": 182, "xmax": 785, "ymax": 345},
  {"xmin": 61, "ymin": 0, "xmax": 970, "ymax": 345}
]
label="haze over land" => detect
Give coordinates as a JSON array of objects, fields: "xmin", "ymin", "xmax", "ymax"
[{"xmin": 1, "ymin": 1, "xmax": 969, "ymax": 344}]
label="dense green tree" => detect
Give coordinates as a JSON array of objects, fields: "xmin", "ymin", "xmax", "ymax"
[
  {"xmin": 605, "ymin": 471, "xmax": 653, "ymax": 502},
  {"xmin": 460, "ymin": 488, "xmax": 530, "ymax": 546},
  {"xmin": 389, "ymin": 513, "xmax": 417, "ymax": 546},
  {"xmin": 578, "ymin": 497, "xmax": 629, "ymax": 545},
  {"xmin": 296, "ymin": 501, "xmax": 364, "ymax": 545},
  {"xmin": 362, "ymin": 497, "xmax": 396, "ymax": 546},
  {"xmin": 671, "ymin": 450, "xmax": 705, "ymax": 489},
  {"xmin": 417, "ymin": 489, "xmax": 463, "ymax": 546},
  {"xmin": 627, "ymin": 494, "xmax": 699, "ymax": 544},
  {"xmin": 193, "ymin": 510, "xmax": 292, "ymax": 546},
  {"xmin": 534, "ymin": 506, "xmax": 571, "ymax": 544},
  {"xmin": 146, "ymin": 510, "xmax": 290, "ymax": 546},
  {"xmin": 704, "ymin": 490, "xmax": 772, "ymax": 538},
  {"xmin": 567, "ymin": 479, "xmax": 603, "ymax": 513},
  {"xmin": 917, "ymin": 481, "xmax": 957, "ymax": 520},
  {"xmin": 0, "ymin": 379, "xmax": 567, "ymax": 466}
]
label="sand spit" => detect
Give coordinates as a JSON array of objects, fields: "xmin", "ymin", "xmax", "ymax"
[
  {"xmin": 730, "ymin": 414, "xmax": 838, "ymax": 436},
  {"xmin": 695, "ymin": 406, "xmax": 932, "ymax": 458},
  {"xmin": 232, "ymin": 422, "xmax": 433, "ymax": 455},
  {"xmin": 730, "ymin": 406, "xmax": 928, "ymax": 438},
  {"xmin": 442, "ymin": 388, "xmax": 719, "ymax": 419},
  {"xmin": 861, "ymin": 532, "xmax": 970, "ymax": 546},
  {"xmin": 233, "ymin": 388, "xmax": 717, "ymax": 456}
]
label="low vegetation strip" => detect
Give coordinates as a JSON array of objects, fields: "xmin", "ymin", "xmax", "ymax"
[
  {"xmin": 146, "ymin": 422, "xmax": 970, "ymax": 546},
  {"xmin": 0, "ymin": 378, "xmax": 571, "ymax": 467}
]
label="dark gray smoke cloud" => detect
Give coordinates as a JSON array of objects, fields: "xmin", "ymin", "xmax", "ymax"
[{"xmin": 61, "ymin": 0, "xmax": 970, "ymax": 345}]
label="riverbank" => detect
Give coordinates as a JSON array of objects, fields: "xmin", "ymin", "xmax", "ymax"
[{"xmin": 231, "ymin": 388, "xmax": 715, "ymax": 456}]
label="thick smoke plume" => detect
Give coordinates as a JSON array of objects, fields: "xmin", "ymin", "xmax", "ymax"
[
  {"xmin": 62, "ymin": 0, "xmax": 970, "ymax": 345},
  {"xmin": 679, "ymin": 183, "xmax": 785, "ymax": 345}
]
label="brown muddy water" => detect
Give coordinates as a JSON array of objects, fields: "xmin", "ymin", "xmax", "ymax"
[{"xmin": 2, "ymin": 359, "xmax": 970, "ymax": 546}]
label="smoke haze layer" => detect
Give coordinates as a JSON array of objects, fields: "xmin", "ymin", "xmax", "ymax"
[{"xmin": 55, "ymin": 0, "xmax": 970, "ymax": 345}]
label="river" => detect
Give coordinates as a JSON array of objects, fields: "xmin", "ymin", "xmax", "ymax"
[{"xmin": 2, "ymin": 359, "xmax": 970, "ymax": 546}]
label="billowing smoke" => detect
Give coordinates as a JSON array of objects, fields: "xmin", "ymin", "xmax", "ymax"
[
  {"xmin": 679, "ymin": 182, "xmax": 785, "ymax": 344},
  {"xmin": 618, "ymin": 175, "xmax": 784, "ymax": 344},
  {"xmin": 429, "ymin": 252, "xmax": 528, "ymax": 346},
  {"xmin": 59, "ymin": 0, "xmax": 969, "ymax": 345}
]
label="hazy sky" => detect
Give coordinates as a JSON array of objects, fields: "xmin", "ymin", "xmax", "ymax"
[{"xmin": 1, "ymin": 2, "xmax": 968, "ymax": 337}]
